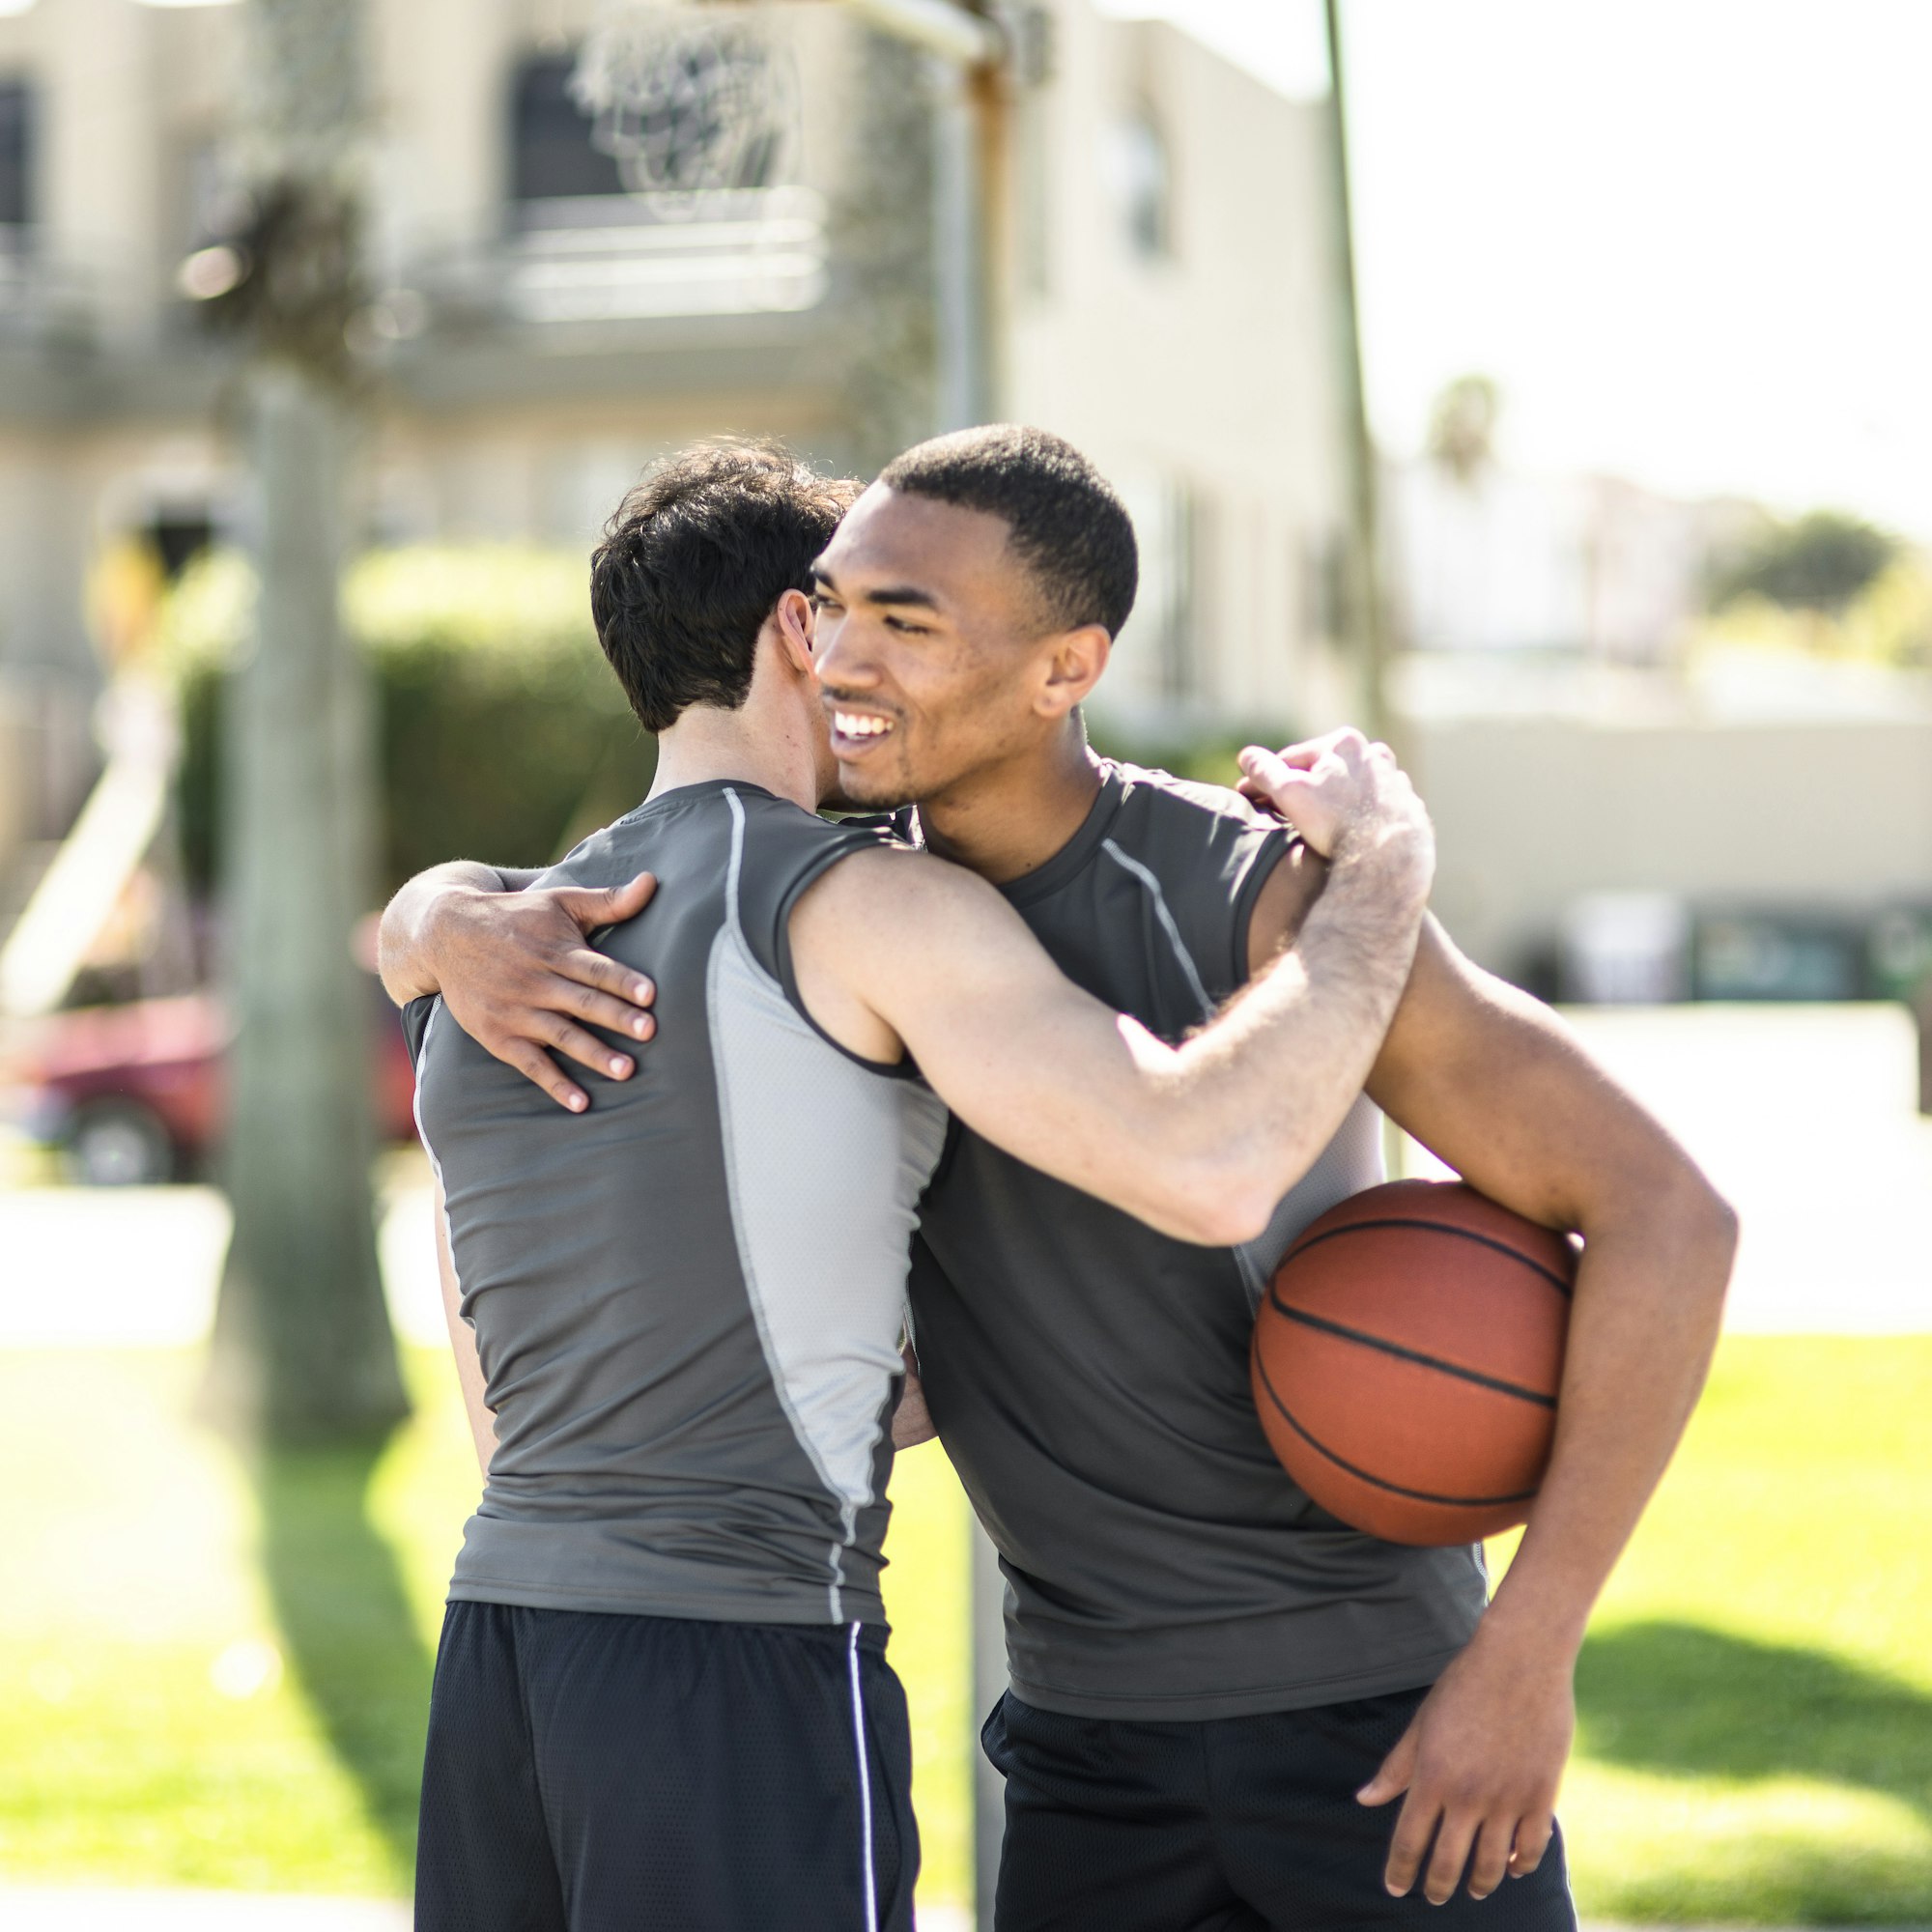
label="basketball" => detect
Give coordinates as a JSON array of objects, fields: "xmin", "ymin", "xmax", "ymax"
[{"xmin": 1250, "ymin": 1179, "xmax": 1577, "ymax": 1546}]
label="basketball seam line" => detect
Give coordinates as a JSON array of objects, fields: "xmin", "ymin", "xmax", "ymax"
[
  {"xmin": 1253, "ymin": 1348, "xmax": 1541, "ymax": 1511},
  {"xmin": 1265, "ymin": 1299, "xmax": 1559, "ymax": 1409},
  {"xmin": 1284, "ymin": 1217, "xmax": 1576, "ymax": 1296}
]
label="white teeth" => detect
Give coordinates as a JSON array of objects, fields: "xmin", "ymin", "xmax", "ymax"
[{"xmin": 834, "ymin": 711, "xmax": 893, "ymax": 739}]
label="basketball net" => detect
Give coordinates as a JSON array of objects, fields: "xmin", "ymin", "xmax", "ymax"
[{"xmin": 570, "ymin": 1, "xmax": 801, "ymax": 210}]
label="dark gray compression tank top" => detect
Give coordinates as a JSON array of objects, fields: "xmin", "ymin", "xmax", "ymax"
[
  {"xmin": 908, "ymin": 760, "xmax": 1488, "ymax": 1720},
  {"xmin": 409, "ymin": 781, "xmax": 946, "ymax": 1627}
]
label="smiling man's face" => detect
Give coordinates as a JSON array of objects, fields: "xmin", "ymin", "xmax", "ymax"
[{"xmin": 810, "ymin": 483, "xmax": 1079, "ymax": 810}]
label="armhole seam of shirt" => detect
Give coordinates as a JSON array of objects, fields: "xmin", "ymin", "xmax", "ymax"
[{"xmin": 1233, "ymin": 830, "xmax": 1297, "ymax": 987}]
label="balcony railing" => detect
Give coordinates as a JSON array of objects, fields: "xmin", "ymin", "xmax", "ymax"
[
  {"xmin": 0, "ymin": 229, "xmax": 98, "ymax": 346},
  {"xmin": 409, "ymin": 187, "xmax": 829, "ymax": 330}
]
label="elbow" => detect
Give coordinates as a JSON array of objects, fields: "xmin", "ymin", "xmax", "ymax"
[
  {"xmin": 374, "ymin": 915, "xmax": 410, "ymax": 1007},
  {"xmin": 1665, "ymin": 1157, "xmax": 1738, "ymax": 1268},
  {"xmin": 1613, "ymin": 1156, "xmax": 1738, "ymax": 1323},
  {"xmin": 1168, "ymin": 1156, "xmax": 1284, "ymax": 1249},
  {"xmin": 1692, "ymin": 1174, "xmax": 1741, "ymax": 1307}
]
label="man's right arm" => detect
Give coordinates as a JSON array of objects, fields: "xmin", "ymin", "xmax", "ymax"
[
  {"xmin": 377, "ymin": 863, "xmax": 660, "ymax": 1113},
  {"xmin": 791, "ymin": 731, "xmax": 1433, "ymax": 1246}
]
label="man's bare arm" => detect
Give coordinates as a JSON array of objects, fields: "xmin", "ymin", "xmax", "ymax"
[
  {"xmin": 433, "ymin": 1177, "xmax": 497, "ymax": 1479},
  {"xmin": 1249, "ymin": 825, "xmax": 1736, "ymax": 1900},
  {"xmin": 891, "ymin": 1345, "xmax": 937, "ymax": 1450},
  {"xmin": 790, "ymin": 733, "xmax": 1435, "ymax": 1247},
  {"xmin": 377, "ymin": 863, "xmax": 660, "ymax": 1113},
  {"xmin": 1345, "ymin": 923, "xmax": 1734, "ymax": 1903}
]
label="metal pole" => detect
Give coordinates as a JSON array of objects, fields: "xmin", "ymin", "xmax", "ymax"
[
  {"xmin": 839, "ymin": 8, "xmax": 1007, "ymax": 1922},
  {"xmin": 1321, "ymin": 0, "xmax": 1390, "ymax": 741},
  {"xmin": 929, "ymin": 39, "xmax": 1008, "ymax": 1923},
  {"xmin": 845, "ymin": 0, "xmax": 1000, "ymax": 66},
  {"xmin": 931, "ymin": 53, "xmax": 989, "ymax": 431}
]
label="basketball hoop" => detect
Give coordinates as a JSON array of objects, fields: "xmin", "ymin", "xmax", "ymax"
[{"xmin": 570, "ymin": 2, "xmax": 801, "ymax": 209}]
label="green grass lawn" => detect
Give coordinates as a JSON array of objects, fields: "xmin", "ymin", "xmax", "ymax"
[
  {"xmin": 0, "ymin": 1344, "xmax": 977, "ymax": 1911},
  {"xmin": 2, "ymin": 1335, "xmax": 1928, "ymax": 1921}
]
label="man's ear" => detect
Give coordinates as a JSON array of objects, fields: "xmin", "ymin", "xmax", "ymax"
[
  {"xmin": 1035, "ymin": 624, "xmax": 1112, "ymax": 720},
  {"xmin": 772, "ymin": 587, "xmax": 817, "ymax": 677}
]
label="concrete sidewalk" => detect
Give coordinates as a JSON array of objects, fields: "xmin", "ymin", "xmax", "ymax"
[{"xmin": 8, "ymin": 1008, "xmax": 1929, "ymax": 1352}]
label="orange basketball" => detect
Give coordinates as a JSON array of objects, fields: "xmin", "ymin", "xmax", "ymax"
[{"xmin": 1250, "ymin": 1179, "xmax": 1575, "ymax": 1546}]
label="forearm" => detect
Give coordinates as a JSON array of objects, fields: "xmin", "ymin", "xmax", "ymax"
[
  {"xmin": 377, "ymin": 862, "xmax": 526, "ymax": 1004},
  {"xmin": 1480, "ymin": 1169, "xmax": 1735, "ymax": 1661}
]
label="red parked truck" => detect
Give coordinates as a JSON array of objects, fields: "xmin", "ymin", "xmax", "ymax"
[{"xmin": 3, "ymin": 990, "xmax": 420, "ymax": 1184}]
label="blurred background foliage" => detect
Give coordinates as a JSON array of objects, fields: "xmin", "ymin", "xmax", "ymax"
[
  {"xmin": 157, "ymin": 547, "xmax": 658, "ymax": 897},
  {"xmin": 1697, "ymin": 512, "xmax": 1931, "ymax": 668},
  {"xmin": 153, "ymin": 542, "xmax": 1283, "ymax": 894}
]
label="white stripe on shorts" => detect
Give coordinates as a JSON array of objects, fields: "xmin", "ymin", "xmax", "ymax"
[{"xmin": 847, "ymin": 1621, "xmax": 878, "ymax": 1932}]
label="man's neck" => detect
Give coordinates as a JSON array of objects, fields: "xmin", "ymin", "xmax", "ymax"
[
  {"xmin": 648, "ymin": 700, "xmax": 821, "ymax": 814},
  {"xmin": 917, "ymin": 724, "xmax": 1106, "ymax": 885}
]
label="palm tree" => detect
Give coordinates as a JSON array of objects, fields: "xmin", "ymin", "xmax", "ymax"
[{"xmin": 201, "ymin": 0, "xmax": 407, "ymax": 1444}]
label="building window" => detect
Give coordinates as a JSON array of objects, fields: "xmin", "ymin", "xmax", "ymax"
[
  {"xmin": 1117, "ymin": 469, "xmax": 1198, "ymax": 704},
  {"xmin": 0, "ymin": 78, "xmax": 37, "ymax": 235},
  {"xmin": 1107, "ymin": 106, "xmax": 1171, "ymax": 262},
  {"xmin": 509, "ymin": 54, "xmax": 626, "ymax": 205}
]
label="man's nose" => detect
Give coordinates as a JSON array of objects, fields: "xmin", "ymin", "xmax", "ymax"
[{"xmin": 813, "ymin": 616, "xmax": 881, "ymax": 690}]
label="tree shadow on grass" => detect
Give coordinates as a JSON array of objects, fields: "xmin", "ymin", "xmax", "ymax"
[
  {"xmin": 254, "ymin": 1442, "xmax": 436, "ymax": 1883},
  {"xmin": 1577, "ymin": 1617, "xmax": 1932, "ymax": 1819}
]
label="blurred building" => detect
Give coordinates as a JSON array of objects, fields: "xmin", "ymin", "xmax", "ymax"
[
  {"xmin": 0, "ymin": 0, "xmax": 1354, "ymax": 921},
  {"xmin": 1387, "ymin": 457, "xmax": 1932, "ymax": 994},
  {"xmin": 1389, "ymin": 460, "xmax": 1758, "ymax": 666}
]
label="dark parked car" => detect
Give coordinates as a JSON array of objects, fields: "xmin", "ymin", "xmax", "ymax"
[{"xmin": 5, "ymin": 990, "xmax": 419, "ymax": 1184}]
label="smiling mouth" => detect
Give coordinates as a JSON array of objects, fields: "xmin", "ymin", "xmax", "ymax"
[{"xmin": 830, "ymin": 707, "xmax": 897, "ymax": 750}]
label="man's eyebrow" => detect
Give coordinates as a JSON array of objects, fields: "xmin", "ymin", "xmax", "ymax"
[{"xmin": 810, "ymin": 567, "xmax": 941, "ymax": 611}]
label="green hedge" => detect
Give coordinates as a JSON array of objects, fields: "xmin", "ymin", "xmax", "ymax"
[{"xmin": 162, "ymin": 547, "xmax": 657, "ymax": 899}]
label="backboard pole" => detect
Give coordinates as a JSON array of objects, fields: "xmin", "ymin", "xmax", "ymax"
[
  {"xmin": 846, "ymin": 0, "xmax": 1001, "ymax": 67},
  {"xmin": 931, "ymin": 52, "xmax": 991, "ymax": 431},
  {"xmin": 837, "ymin": 6, "xmax": 1009, "ymax": 1927},
  {"xmin": 1321, "ymin": 0, "xmax": 1392, "ymax": 743}
]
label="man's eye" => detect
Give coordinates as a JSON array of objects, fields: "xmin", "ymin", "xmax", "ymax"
[{"xmin": 885, "ymin": 616, "xmax": 929, "ymax": 636}]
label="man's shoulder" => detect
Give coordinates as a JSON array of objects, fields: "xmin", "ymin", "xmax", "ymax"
[
  {"xmin": 1092, "ymin": 761, "xmax": 1297, "ymax": 996},
  {"xmin": 1105, "ymin": 759, "xmax": 1292, "ymax": 858},
  {"xmin": 539, "ymin": 785, "xmax": 881, "ymax": 893}
]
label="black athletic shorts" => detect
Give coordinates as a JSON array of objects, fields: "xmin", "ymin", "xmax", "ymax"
[
  {"xmin": 984, "ymin": 1685, "xmax": 1577, "ymax": 1932},
  {"xmin": 416, "ymin": 1601, "xmax": 916, "ymax": 1932}
]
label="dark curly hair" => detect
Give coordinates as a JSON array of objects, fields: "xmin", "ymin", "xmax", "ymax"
[
  {"xmin": 589, "ymin": 440, "xmax": 861, "ymax": 732},
  {"xmin": 878, "ymin": 424, "xmax": 1139, "ymax": 638}
]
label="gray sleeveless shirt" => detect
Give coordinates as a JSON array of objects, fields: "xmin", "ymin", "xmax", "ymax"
[
  {"xmin": 908, "ymin": 761, "xmax": 1489, "ymax": 1720},
  {"xmin": 409, "ymin": 781, "xmax": 946, "ymax": 1627}
]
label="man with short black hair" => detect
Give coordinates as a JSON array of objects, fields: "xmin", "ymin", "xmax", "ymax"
[
  {"xmin": 389, "ymin": 426, "xmax": 1735, "ymax": 1931},
  {"xmin": 877, "ymin": 422, "xmax": 1140, "ymax": 635},
  {"xmin": 395, "ymin": 437, "xmax": 1438, "ymax": 1932}
]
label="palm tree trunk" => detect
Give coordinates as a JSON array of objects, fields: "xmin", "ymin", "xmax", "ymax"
[{"xmin": 203, "ymin": 0, "xmax": 405, "ymax": 1443}]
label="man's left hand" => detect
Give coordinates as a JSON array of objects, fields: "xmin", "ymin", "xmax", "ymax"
[{"xmin": 1356, "ymin": 1620, "xmax": 1575, "ymax": 1904}]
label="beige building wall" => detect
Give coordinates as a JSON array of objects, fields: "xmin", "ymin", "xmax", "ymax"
[
  {"xmin": 0, "ymin": 0, "xmax": 1350, "ymax": 791},
  {"xmin": 1007, "ymin": 8, "xmax": 1350, "ymax": 740},
  {"xmin": 1413, "ymin": 712, "xmax": 1932, "ymax": 977}
]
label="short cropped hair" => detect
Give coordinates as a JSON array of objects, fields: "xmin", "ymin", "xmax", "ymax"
[
  {"xmin": 590, "ymin": 440, "xmax": 860, "ymax": 732},
  {"xmin": 878, "ymin": 424, "xmax": 1139, "ymax": 639}
]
